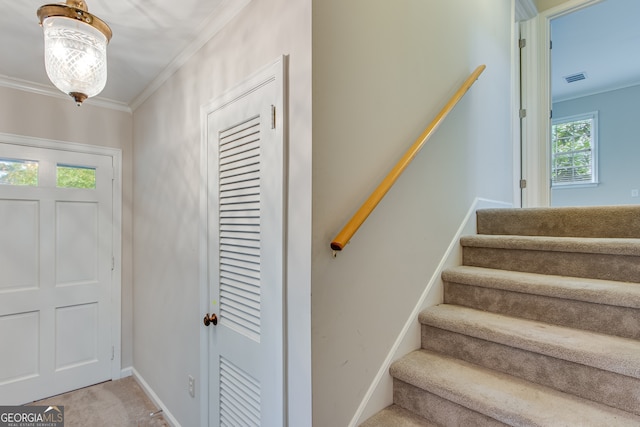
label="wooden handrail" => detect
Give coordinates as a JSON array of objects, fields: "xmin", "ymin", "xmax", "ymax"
[{"xmin": 330, "ymin": 65, "xmax": 486, "ymax": 252}]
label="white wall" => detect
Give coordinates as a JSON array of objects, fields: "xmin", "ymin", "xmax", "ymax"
[
  {"xmin": 552, "ymin": 84, "xmax": 640, "ymax": 206},
  {"xmin": 0, "ymin": 85, "xmax": 134, "ymax": 373},
  {"xmin": 311, "ymin": 1, "xmax": 514, "ymax": 425},
  {"xmin": 131, "ymin": 0, "xmax": 311, "ymax": 425}
]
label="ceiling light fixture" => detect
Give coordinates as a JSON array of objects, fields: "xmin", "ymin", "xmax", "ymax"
[{"xmin": 37, "ymin": 0, "xmax": 112, "ymax": 106}]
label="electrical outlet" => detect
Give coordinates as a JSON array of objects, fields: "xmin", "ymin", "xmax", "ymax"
[
  {"xmin": 632, "ymin": 189, "xmax": 639, "ymax": 198},
  {"xmin": 188, "ymin": 375, "xmax": 195, "ymax": 398}
]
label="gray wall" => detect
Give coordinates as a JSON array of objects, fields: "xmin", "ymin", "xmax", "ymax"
[
  {"xmin": 312, "ymin": 0, "xmax": 514, "ymax": 425},
  {"xmin": 132, "ymin": 0, "xmax": 312, "ymax": 425},
  {"xmin": 552, "ymin": 84, "xmax": 640, "ymax": 206}
]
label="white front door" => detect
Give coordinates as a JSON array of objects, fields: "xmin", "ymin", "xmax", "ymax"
[
  {"xmin": 203, "ymin": 58, "xmax": 285, "ymax": 426},
  {"xmin": 0, "ymin": 142, "xmax": 114, "ymax": 404}
]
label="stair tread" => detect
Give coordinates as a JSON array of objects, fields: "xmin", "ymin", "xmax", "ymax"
[
  {"xmin": 418, "ymin": 304, "xmax": 640, "ymax": 378},
  {"xmin": 460, "ymin": 234, "xmax": 640, "ymax": 256},
  {"xmin": 360, "ymin": 405, "xmax": 439, "ymax": 427},
  {"xmin": 443, "ymin": 265, "xmax": 640, "ymax": 309},
  {"xmin": 391, "ymin": 350, "xmax": 640, "ymax": 426},
  {"xmin": 476, "ymin": 206, "xmax": 640, "ymax": 239}
]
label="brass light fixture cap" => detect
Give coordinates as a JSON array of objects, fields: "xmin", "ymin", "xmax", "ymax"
[
  {"xmin": 37, "ymin": 0, "xmax": 112, "ymax": 42},
  {"xmin": 69, "ymin": 92, "xmax": 88, "ymax": 106}
]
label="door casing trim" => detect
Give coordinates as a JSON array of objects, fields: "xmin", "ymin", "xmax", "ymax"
[{"xmin": 520, "ymin": 0, "xmax": 605, "ymax": 207}]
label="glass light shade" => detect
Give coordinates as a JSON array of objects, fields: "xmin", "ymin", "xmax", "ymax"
[{"xmin": 42, "ymin": 16, "xmax": 108, "ymax": 104}]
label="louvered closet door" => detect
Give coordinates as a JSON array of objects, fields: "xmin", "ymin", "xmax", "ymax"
[{"xmin": 206, "ymin": 60, "xmax": 284, "ymax": 427}]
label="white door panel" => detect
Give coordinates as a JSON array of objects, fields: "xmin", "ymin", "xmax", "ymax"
[
  {"xmin": 0, "ymin": 142, "xmax": 113, "ymax": 404},
  {"xmin": 0, "ymin": 199, "xmax": 39, "ymax": 291},
  {"xmin": 204, "ymin": 58, "xmax": 285, "ymax": 427}
]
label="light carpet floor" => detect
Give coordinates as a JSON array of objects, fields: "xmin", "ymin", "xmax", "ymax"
[{"xmin": 28, "ymin": 377, "xmax": 168, "ymax": 427}]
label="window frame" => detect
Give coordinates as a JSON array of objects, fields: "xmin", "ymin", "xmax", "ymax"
[{"xmin": 551, "ymin": 111, "xmax": 599, "ymax": 189}]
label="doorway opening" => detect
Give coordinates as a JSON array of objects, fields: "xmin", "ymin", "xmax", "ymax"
[
  {"xmin": 521, "ymin": 0, "xmax": 640, "ymax": 207},
  {"xmin": 549, "ymin": 0, "xmax": 640, "ymax": 206}
]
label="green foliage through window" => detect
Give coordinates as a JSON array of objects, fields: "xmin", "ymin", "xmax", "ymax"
[
  {"xmin": 0, "ymin": 158, "xmax": 38, "ymax": 186},
  {"xmin": 551, "ymin": 113, "xmax": 597, "ymax": 186},
  {"xmin": 0, "ymin": 159, "xmax": 97, "ymax": 189},
  {"xmin": 57, "ymin": 165, "xmax": 96, "ymax": 189}
]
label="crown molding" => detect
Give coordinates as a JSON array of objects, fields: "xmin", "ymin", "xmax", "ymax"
[
  {"xmin": 129, "ymin": 0, "xmax": 252, "ymax": 111},
  {"xmin": 0, "ymin": 74, "xmax": 132, "ymax": 113}
]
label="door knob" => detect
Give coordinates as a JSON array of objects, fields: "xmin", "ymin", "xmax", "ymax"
[{"xmin": 203, "ymin": 313, "xmax": 218, "ymax": 326}]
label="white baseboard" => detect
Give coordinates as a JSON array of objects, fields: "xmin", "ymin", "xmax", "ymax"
[
  {"xmin": 132, "ymin": 368, "xmax": 181, "ymax": 427},
  {"xmin": 120, "ymin": 366, "xmax": 133, "ymax": 378},
  {"xmin": 349, "ymin": 198, "xmax": 511, "ymax": 426}
]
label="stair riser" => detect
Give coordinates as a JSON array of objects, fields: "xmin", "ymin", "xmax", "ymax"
[
  {"xmin": 463, "ymin": 247, "xmax": 640, "ymax": 283},
  {"xmin": 421, "ymin": 325, "xmax": 640, "ymax": 416},
  {"xmin": 359, "ymin": 405, "xmax": 439, "ymax": 427},
  {"xmin": 393, "ymin": 379, "xmax": 507, "ymax": 427},
  {"xmin": 444, "ymin": 282, "xmax": 640, "ymax": 340}
]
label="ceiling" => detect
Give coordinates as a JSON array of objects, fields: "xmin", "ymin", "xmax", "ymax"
[
  {"xmin": 551, "ymin": 0, "xmax": 640, "ymax": 101},
  {"xmin": 0, "ymin": 0, "xmax": 249, "ymax": 110},
  {"xmin": 0, "ymin": 0, "xmax": 637, "ymax": 109}
]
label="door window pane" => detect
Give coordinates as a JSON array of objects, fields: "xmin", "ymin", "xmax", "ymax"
[
  {"xmin": 56, "ymin": 164, "xmax": 96, "ymax": 189},
  {"xmin": 0, "ymin": 158, "xmax": 38, "ymax": 186}
]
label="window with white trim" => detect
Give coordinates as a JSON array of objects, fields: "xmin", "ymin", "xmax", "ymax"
[{"xmin": 551, "ymin": 112, "xmax": 598, "ymax": 187}]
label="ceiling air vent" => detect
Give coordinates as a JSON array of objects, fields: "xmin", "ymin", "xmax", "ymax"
[{"xmin": 564, "ymin": 72, "xmax": 587, "ymax": 83}]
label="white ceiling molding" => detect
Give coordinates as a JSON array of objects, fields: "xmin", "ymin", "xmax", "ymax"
[
  {"xmin": 0, "ymin": 74, "xmax": 131, "ymax": 113},
  {"xmin": 129, "ymin": 0, "xmax": 252, "ymax": 111},
  {"xmin": 515, "ymin": 0, "xmax": 538, "ymax": 21}
]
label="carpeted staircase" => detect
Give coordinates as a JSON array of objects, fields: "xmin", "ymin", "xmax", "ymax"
[{"xmin": 362, "ymin": 206, "xmax": 640, "ymax": 426}]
